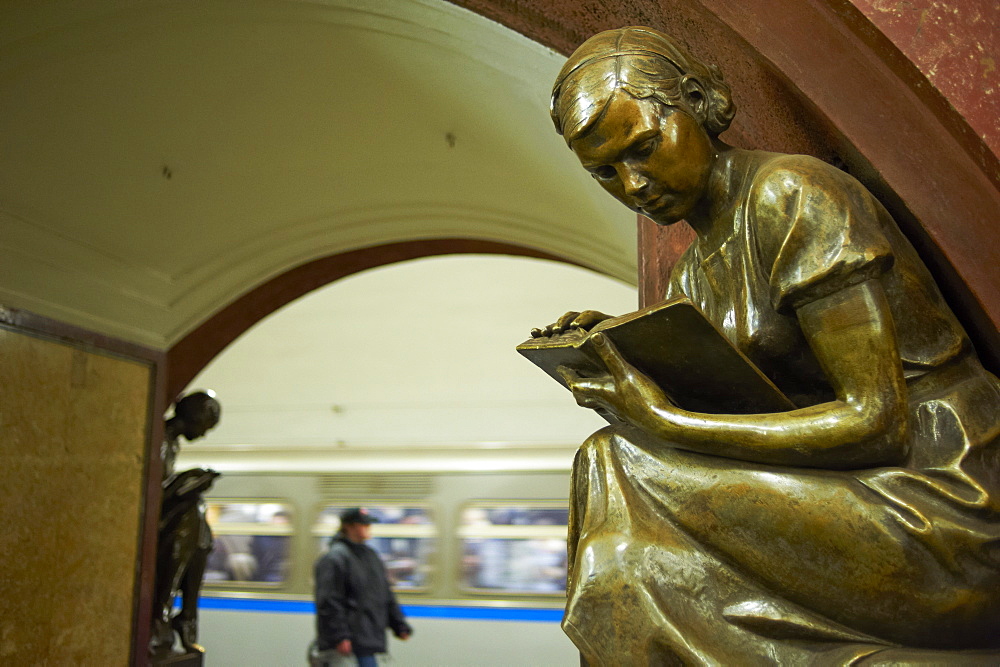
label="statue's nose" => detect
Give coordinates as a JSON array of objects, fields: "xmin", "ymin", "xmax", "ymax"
[{"xmin": 623, "ymin": 171, "xmax": 649, "ymax": 196}]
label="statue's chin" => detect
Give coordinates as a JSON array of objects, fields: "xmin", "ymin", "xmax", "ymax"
[
  {"xmin": 635, "ymin": 202, "xmax": 685, "ymax": 226},
  {"xmin": 647, "ymin": 214, "xmax": 683, "ymax": 226}
]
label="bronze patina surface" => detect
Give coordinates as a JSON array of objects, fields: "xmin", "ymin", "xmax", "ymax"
[{"xmin": 534, "ymin": 27, "xmax": 1000, "ymax": 664}]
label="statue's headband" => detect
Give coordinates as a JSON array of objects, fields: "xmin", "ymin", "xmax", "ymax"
[{"xmin": 554, "ymin": 47, "xmax": 686, "ymax": 91}]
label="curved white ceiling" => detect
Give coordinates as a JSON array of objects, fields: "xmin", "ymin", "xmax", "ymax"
[{"xmin": 0, "ymin": 0, "xmax": 636, "ymax": 349}]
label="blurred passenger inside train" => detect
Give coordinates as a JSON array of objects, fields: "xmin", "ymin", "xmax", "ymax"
[
  {"xmin": 459, "ymin": 506, "xmax": 569, "ymax": 592},
  {"xmin": 252, "ymin": 509, "xmax": 292, "ymax": 582},
  {"xmin": 202, "ymin": 503, "xmax": 293, "ymax": 582},
  {"xmin": 202, "ymin": 504, "xmax": 258, "ymax": 582},
  {"xmin": 312, "ymin": 507, "xmax": 412, "ymax": 667}
]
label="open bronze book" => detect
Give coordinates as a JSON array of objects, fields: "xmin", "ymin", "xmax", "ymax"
[{"xmin": 517, "ymin": 297, "xmax": 795, "ymax": 417}]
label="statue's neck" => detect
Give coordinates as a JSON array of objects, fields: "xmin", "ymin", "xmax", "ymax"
[
  {"xmin": 687, "ymin": 142, "xmax": 745, "ymax": 256},
  {"xmin": 164, "ymin": 416, "xmax": 182, "ymax": 443},
  {"xmin": 163, "ymin": 416, "xmax": 183, "ymax": 479}
]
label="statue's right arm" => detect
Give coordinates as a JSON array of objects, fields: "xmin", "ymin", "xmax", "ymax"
[{"xmin": 561, "ymin": 279, "xmax": 908, "ymax": 469}]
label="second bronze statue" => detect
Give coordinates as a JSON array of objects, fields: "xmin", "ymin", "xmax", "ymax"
[
  {"xmin": 151, "ymin": 391, "xmax": 222, "ymax": 661},
  {"xmin": 528, "ymin": 26, "xmax": 1000, "ymax": 665}
]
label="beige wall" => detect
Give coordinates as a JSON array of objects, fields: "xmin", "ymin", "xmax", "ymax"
[{"xmin": 0, "ymin": 326, "xmax": 152, "ymax": 665}]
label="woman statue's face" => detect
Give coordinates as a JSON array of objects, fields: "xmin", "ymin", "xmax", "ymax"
[{"xmin": 569, "ymin": 91, "xmax": 715, "ymax": 225}]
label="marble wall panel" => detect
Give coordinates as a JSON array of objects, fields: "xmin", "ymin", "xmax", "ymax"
[{"xmin": 0, "ymin": 327, "xmax": 151, "ymax": 665}]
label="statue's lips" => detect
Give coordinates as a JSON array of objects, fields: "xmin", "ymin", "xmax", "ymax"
[{"xmin": 638, "ymin": 193, "xmax": 668, "ymax": 215}]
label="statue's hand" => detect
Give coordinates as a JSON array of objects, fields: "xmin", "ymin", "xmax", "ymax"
[
  {"xmin": 557, "ymin": 332, "xmax": 671, "ymax": 425},
  {"xmin": 531, "ymin": 310, "xmax": 613, "ymax": 338}
]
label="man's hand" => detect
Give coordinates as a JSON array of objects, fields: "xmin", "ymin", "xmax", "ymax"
[
  {"xmin": 336, "ymin": 639, "xmax": 352, "ymax": 656},
  {"xmin": 398, "ymin": 632, "xmax": 410, "ymax": 641}
]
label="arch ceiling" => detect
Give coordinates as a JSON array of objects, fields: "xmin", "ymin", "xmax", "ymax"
[
  {"xmin": 0, "ymin": 0, "xmax": 636, "ymax": 350},
  {"xmin": 2, "ymin": 0, "xmax": 996, "ymax": 360}
]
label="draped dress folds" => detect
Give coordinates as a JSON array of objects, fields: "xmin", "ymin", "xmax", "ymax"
[{"xmin": 561, "ymin": 152, "xmax": 1000, "ymax": 665}]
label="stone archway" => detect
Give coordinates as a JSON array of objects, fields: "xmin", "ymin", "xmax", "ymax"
[{"xmin": 165, "ymin": 239, "xmax": 584, "ymax": 398}]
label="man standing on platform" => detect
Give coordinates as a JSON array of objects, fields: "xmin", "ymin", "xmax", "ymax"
[{"xmin": 313, "ymin": 508, "xmax": 412, "ymax": 667}]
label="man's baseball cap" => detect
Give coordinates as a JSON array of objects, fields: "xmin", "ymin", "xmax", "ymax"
[{"xmin": 340, "ymin": 507, "xmax": 377, "ymax": 525}]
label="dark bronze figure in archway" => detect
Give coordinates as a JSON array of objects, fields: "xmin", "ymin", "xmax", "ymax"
[
  {"xmin": 150, "ymin": 391, "xmax": 222, "ymax": 659},
  {"xmin": 532, "ymin": 27, "xmax": 1000, "ymax": 664}
]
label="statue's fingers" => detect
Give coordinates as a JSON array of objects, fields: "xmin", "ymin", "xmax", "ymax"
[
  {"xmin": 558, "ymin": 366, "xmax": 606, "ymax": 389},
  {"xmin": 571, "ymin": 313, "xmax": 592, "ymax": 331},
  {"xmin": 554, "ymin": 311, "xmax": 580, "ymax": 333},
  {"xmin": 591, "ymin": 332, "xmax": 628, "ymax": 377},
  {"xmin": 571, "ymin": 380, "xmax": 610, "ymax": 410},
  {"xmin": 559, "ymin": 366, "xmax": 613, "ymax": 410},
  {"xmin": 556, "ymin": 365, "xmax": 580, "ymax": 385},
  {"xmin": 572, "ymin": 309, "xmax": 605, "ymax": 331},
  {"xmin": 558, "ymin": 365, "xmax": 591, "ymax": 394}
]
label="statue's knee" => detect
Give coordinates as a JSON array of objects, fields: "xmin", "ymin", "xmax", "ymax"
[
  {"xmin": 580, "ymin": 424, "xmax": 635, "ymax": 455},
  {"xmin": 584, "ymin": 424, "xmax": 619, "ymax": 444},
  {"xmin": 574, "ymin": 426, "xmax": 631, "ymax": 476}
]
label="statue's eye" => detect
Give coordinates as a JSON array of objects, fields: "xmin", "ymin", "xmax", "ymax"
[
  {"xmin": 592, "ymin": 166, "xmax": 617, "ymax": 180},
  {"xmin": 634, "ymin": 138, "xmax": 658, "ymax": 157}
]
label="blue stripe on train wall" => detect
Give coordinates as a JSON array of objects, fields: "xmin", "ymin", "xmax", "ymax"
[{"xmin": 200, "ymin": 596, "xmax": 564, "ymax": 622}]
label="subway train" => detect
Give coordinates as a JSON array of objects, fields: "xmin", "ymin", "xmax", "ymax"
[{"xmin": 179, "ymin": 445, "xmax": 581, "ymax": 666}]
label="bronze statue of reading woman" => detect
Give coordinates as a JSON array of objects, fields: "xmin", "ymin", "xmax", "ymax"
[{"xmin": 536, "ymin": 27, "xmax": 1000, "ymax": 664}]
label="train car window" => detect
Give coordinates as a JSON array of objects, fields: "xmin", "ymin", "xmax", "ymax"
[
  {"xmin": 458, "ymin": 504, "xmax": 569, "ymax": 595},
  {"xmin": 313, "ymin": 505, "xmax": 436, "ymax": 591},
  {"xmin": 203, "ymin": 501, "xmax": 294, "ymax": 585}
]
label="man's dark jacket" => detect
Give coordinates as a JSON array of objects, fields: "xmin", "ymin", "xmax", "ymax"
[{"xmin": 314, "ymin": 535, "xmax": 411, "ymax": 654}]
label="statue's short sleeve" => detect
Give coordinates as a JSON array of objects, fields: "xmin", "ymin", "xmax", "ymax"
[
  {"xmin": 754, "ymin": 156, "xmax": 894, "ymax": 313},
  {"xmin": 663, "ymin": 242, "xmax": 700, "ymax": 303}
]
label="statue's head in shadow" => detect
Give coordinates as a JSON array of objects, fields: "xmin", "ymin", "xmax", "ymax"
[{"xmin": 169, "ymin": 390, "xmax": 221, "ymax": 442}]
